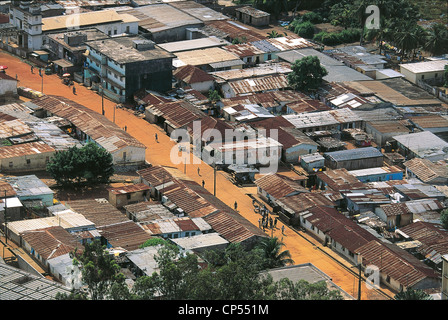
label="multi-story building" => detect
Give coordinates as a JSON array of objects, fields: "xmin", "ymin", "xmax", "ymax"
[
  {"xmin": 8, "ymin": 0, "xmax": 43, "ymax": 51},
  {"xmin": 84, "ymin": 35, "xmax": 175, "ymax": 102},
  {"xmin": 8, "ymin": 1, "xmax": 138, "ymax": 52}
]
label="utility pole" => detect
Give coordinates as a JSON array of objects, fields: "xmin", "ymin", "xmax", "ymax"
[
  {"xmin": 357, "ymin": 253, "xmax": 362, "ymax": 300},
  {"xmin": 213, "ymin": 166, "xmax": 216, "ymax": 196},
  {"xmin": 3, "ymin": 190, "xmax": 7, "ymax": 245},
  {"xmin": 40, "ymin": 68, "xmax": 43, "ymax": 93},
  {"xmin": 101, "ymin": 83, "xmax": 105, "ymax": 116}
]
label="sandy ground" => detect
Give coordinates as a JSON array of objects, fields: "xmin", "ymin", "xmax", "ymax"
[{"xmin": 0, "ymin": 48, "xmax": 396, "ymax": 299}]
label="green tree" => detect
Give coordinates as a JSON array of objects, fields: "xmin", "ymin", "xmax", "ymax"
[
  {"xmin": 256, "ymin": 237, "xmax": 294, "ymax": 269},
  {"xmin": 59, "ymin": 241, "xmax": 344, "ymax": 300},
  {"xmin": 294, "ymin": 21, "xmax": 315, "ymax": 39},
  {"xmin": 440, "ymin": 208, "xmax": 448, "ymax": 229},
  {"xmin": 56, "ymin": 240, "xmax": 130, "ymax": 300},
  {"xmin": 287, "ymin": 56, "xmax": 328, "ymax": 93},
  {"xmin": 423, "ymin": 23, "xmax": 448, "ymax": 56},
  {"xmin": 47, "ymin": 142, "xmax": 114, "ymax": 187},
  {"xmin": 395, "ymin": 288, "xmax": 433, "ymax": 300}
]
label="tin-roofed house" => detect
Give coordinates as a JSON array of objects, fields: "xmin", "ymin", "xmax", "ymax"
[
  {"xmin": 4, "ymin": 175, "xmax": 54, "ymax": 208},
  {"xmin": 392, "ymin": 131, "xmax": 448, "ymax": 162},
  {"xmin": 404, "ymin": 158, "xmax": 448, "ymax": 185},
  {"xmin": 21, "ymin": 226, "xmax": 84, "ymax": 271},
  {"xmin": 255, "ymin": 173, "xmax": 308, "ymax": 207},
  {"xmin": 355, "ymin": 240, "xmax": 441, "ymax": 292},
  {"xmin": 235, "ymin": 6, "xmax": 270, "ymax": 27},
  {"xmin": 107, "ymin": 183, "xmax": 150, "ymax": 209},
  {"xmin": 28, "ymin": 95, "xmax": 147, "ymax": 169},
  {"xmin": 173, "ymin": 64, "xmax": 215, "ymax": 93},
  {"xmin": 324, "ymin": 147, "xmax": 384, "ymax": 171}
]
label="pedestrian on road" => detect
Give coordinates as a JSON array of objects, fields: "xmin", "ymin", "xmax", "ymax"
[
  {"xmin": 274, "ymin": 217, "xmax": 278, "ymax": 228},
  {"xmin": 281, "ymin": 225, "xmax": 285, "ymax": 235},
  {"xmin": 197, "ymin": 167, "xmax": 200, "ymax": 176},
  {"xmin": 234, "ymin": 201, "xmax": 238, "ymax": 211},
  {"xmin": 31, "ymin": 65, "xmax": 34, "ymax": 73},
  {"xmin": 258, "ymin": 218, "xmax": 262, "ymax": 229},
  {"xmin": 155, "ymin": 133, "xmax": 158, "ymax": 142},
  {"xmin": 202, "ymin": 180, "xmax": 205, "ymax": 188},
  {"xmin": 269, "ymin": 217, "xmax": 273, "ymax": 229},
  {"xmin": 124, "ymin": 125, "xmax": 127, "ymax": 132},
  {"xmin": 73, "ymin": 86, "xmax": 76, "ymax": 95}
]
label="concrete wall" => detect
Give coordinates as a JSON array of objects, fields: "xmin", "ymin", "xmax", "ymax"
[
  {"xmin": 109, "ymin": 190, "xmax": 148, "ymax": 208},
  {"xmin": 0, "ymin": 79, "xmax": 18, "ymax": 96},
  {"xmin": 0, "ymin": 151, "xmax": 55, "ymax": 173},
  {"xmin": 284, "ymin": 144, "xmax": 318, "ymax": 164},
  {"xmin": 112, "ymin": 145, "xmax": 146, "ymax": 167}
]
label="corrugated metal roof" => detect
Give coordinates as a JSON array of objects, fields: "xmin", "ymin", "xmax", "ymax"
[
  {"xmin": 228, "ymin": 74, "xmax": 290, "ymax": 96},
  {"xmin": 0, "ymin": 263, "xmax": 71, "ymax": 300},
  {"xmin": 28, "ymin": 96, "xmax": 146, "ymax": 154},
  {"xmin": 21, "ymin": 226, "xmax": 84, "ymax": 260},
  {"xmin": 255, "ymin": 173, "xmax": 308, "ymax": 200},
  {"xmin": 0, "ymin": 141, "xmax": 55, "ymax": 160},
  {"xmin": 324, "ymin": 147, "xmax": 383, "ymax": 162},
  {"xmin": 66, "ymin": 198, "xmax": 129, "ymax": 227},
  {"xmin": 355, "ymin": 240, "xmax": 441, "ymax": 288},
  {"xmin": 97, "ymin": 220, "xmax": 152, "ymax": 251}
]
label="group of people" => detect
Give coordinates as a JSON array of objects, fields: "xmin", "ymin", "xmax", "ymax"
[
  {"xmin": 259, "ymin": 213, "xmax": 277, "ymax": 231},
  {"xmin": 253, "ymin": 199, "xmax": 286, "ymax": 235}
]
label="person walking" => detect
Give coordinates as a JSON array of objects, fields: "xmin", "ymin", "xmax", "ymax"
[
  {"xmin": 202, "ymin": 180, "xmax": 205, "ymax": 188},
  {"xmin": 31, "ymin": 65, "xmax": 34, "ymax": 73},
  {"xmin": 234, "ymin": 201, "xmax": 238, "ymax": 211},
  {"xmin": 197, "ymin": 167, "xmax": 200, "ymax": 176},
  {"xmin": 274, "ymin": 217, "xmax": 278, "ymax": 229},
  {"xmin": 72, "ymin": 86, "xmax": 76, "ymax": 95},
  {"xmin": 155, "ymin": 133, "xmax": 158, "ymax": 142},
  {"xmin": 281, "ymin": 225, "xmax": 285, "ymax": 235}
]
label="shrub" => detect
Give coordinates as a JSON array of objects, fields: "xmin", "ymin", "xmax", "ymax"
[
  {"xmin": 300, "ymin": 12, "xmax": 323, "ymax": 24},
  {"xmin": 294, "ymin": 21, "xmax": 315, "ymax": 39}
]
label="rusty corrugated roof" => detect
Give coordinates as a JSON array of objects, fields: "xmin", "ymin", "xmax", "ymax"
[{"xmin": 30, "ymin": 96, "xmax": 146, "ymax": 153}]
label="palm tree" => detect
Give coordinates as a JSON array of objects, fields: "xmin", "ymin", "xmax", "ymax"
[
  {"xmin": 267, "ymin": 30, "xmax": 280, "ymax": 38},
  {"xmin": 394, "ymin": 22, "xmax": 420, "ymax": 61},
  {"xmin": 395, "ymin": 288, "xmax": 433, "ymax": 300},
  {"xmin": 257, "ymin": 237, "xmax": 294, "ymax": 269},
  {"xmin": 424, "ymin": 23, "xmax": 448, "ymax": 56}
]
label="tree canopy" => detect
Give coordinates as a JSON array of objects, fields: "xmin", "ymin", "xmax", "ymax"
[
  {"xmin": 58, "ymin": 240, "xmax": 343, "ymax": 300},
  {"xmin": 287, "ymin": 56, "xmax": 328, "ymax": 93},
  {"xmin": 46, "ymin": 142, "xmax": 114, "ymax": 187}
]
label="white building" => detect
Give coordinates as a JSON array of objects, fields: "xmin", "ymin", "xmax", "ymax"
[{"xmin": 400, "ymin": 60, "xmax": 448, "ymax": 84}]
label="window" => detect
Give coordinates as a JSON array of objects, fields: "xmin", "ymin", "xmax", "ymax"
[
  {"xmin": 126, "ymin": 194, "xmax": 131, "ymax": 200},
  {"xmin": 26, "ymin": 159, "xmax": 30, "ymax": 165},
  {"xmin": 9, "ymin": 162, "xmax": 12, "ymax": 168},
  {"xmin": 421, "ymin": 75, "xmax": 425, "ymax": 79}
]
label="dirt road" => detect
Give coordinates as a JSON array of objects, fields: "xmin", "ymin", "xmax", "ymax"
[{"xmin": 0, "ymin": 50, "xmax": 395, "ymax": 299}]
